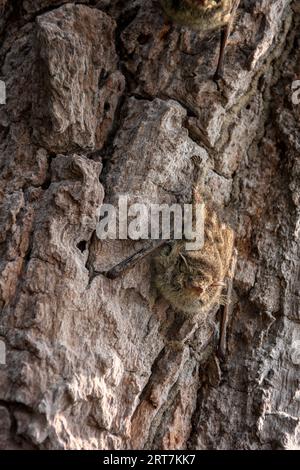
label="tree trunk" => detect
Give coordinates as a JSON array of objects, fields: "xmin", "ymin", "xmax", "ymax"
[{"xmin": 0, "ymin": 0, "xmax": 299, "ymax": 450}]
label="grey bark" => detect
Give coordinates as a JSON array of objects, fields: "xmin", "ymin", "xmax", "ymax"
[{"xmin": 0, "ymin": 0, "xmax": 299, "ymax": 450}]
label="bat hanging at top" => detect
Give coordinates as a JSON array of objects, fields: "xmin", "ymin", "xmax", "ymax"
[{"xmin": 160, "ymin": 0, "xmax": 241, "ymax": 80}]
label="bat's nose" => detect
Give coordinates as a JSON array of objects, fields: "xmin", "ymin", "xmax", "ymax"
[
  {"xmin": 185, "ymin": 279, "xmax": 204, "ymax": 295},
  {"xmin": 191, "ymin": 286, "xmax": 204, "ymax": 295}
]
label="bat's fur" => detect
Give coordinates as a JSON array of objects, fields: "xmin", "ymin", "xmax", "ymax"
[
  {"xmin": 153, "ymin": 204, "xmax": 234, "ymax": 315},
  {"xmin": 160, "ymin": 0, "xmax": 237, "ymax": 32}
]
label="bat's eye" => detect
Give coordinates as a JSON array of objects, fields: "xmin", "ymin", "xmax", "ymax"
[
  {"xmin": 184, "ymin": 276, "xmax": 192, "ymax": 287},
  {"xmin": 161, "ymin": 245, "xmax": 171, "ymax": 256}
]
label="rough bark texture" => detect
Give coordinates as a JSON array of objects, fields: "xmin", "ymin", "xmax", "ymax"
[{"xmin": 0, "ymin": 0, "xmax": 299, "ymax": 450}]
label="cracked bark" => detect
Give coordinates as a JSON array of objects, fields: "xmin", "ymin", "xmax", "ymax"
[{"xmin": 0, "ymin": 0, "xmax": 299, "ymax": 450}]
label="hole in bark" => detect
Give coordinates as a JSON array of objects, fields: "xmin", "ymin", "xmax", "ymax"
[
  {"xmin": 137, "ymin": 33, "xmax": 151, "ymax": 45},
  {"xmin": 104, "ymin": 101, "xmax": 111, "ymax": 112},
  {"xmin": 41, "ymin": 178, "xmax": 51, "ymax": 190},
  {"xmin": 24, "ymin": 247, "xmax": 32, "ymax": 263},
  {"xmin": 77, "ymin": 241, "xmax": 87, "ymax": 253}
]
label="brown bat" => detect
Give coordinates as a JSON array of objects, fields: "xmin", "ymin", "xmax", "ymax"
[
  {"xmin": 152, "ymin": 205, "xmax": 235, "ymax": 317},
  {"xmin": 96, "ymin": 205, "xmax": 236, "ymax": 352},
  {"xmin": 160, "ymin": 0, "xmax": 241, "ymax": 80}
]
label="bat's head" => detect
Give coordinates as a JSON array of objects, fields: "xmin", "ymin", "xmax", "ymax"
[
  {"xmin": 154, "ymin": 242, "xmax": 225, "ymax": 315},
  {"xmin": 153, "ymin": 207, "xmax": 234, "ymax": 315}
]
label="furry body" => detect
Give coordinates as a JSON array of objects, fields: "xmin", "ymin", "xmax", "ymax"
[
  {"xmin": 160, "ymin": 0, "xmax": 236, "ymax": 32},
  {"xmin": 153, "ymin": 206, "xmax": 234, "ymax": 315}
]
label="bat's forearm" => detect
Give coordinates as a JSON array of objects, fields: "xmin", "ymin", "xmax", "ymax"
[{"xmin": 93, "ymin": 239, "xmax": 171, "ymax": 280}]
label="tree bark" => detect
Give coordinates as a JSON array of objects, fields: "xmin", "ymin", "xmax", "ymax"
[{"xmin": 0, "ymin": 0, "xmax": 299, "ymax": 450}]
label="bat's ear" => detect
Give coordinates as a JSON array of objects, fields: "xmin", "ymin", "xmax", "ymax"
[{"xmin": 192, "ymin": 184, "xmax": 202, "ymax": 205}]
